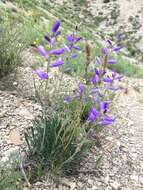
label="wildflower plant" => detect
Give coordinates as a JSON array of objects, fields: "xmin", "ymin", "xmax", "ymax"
[{"xmin": 25, "ymin": 20, "xmax": 123, "ymax": 177}]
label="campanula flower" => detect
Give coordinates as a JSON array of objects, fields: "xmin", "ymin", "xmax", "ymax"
[
  {"xmin": 55, "ymin": 31, "xmax": 61, "ymax": 37},
  {"xmin": 102, "ymin": 116, "xmax": 115, "ymax": 126},
  {"xmin": 52, "ymin": 20, "xmax": 60, "ymax": 33},
  {"xmin": 66, "ymin": 34, "xmax": 73, "ymax": 44},
  {"xmin": 90, "ymin": 74, "xmax": 99, "ymax": 85},
  {"xmin": 51, "ymin": 58, "xmax": 64, "ymax": 67},
  {"xmin": 103, "ymin": 76, "xmax": 113, "ymax": 83},
  {"xmin": 79, "ymin": 83, "xmax": 85, "ymax": 97},
  {"xmin": 38, "ymin": 45, "xmax": 48, "ymax": 57},
  {"xmin": 107, "ymin": 59, "xmax": 116, "ymax": 64},
  {"xmin": 101, "ymin": 47, "xmax": 107, "ymax": 55},
  {"xmin": 64, "ymin": 96, "xmax": 71, "ymax": 104},
  {"xmin": 50, "ymin": 48, "xmax": 65, "ymax": 55},
  {"xmin": 93, "ymin": 96, "xmax": 98, "ymax": 103},
  {"xmin": 112, "ymin": 46, "xmax": 122, "ymax": 52},
  {"xmin": 100, "ymin": 101, "xmax": 110, "ymax": 113},
  {"xmin": 71, "ymin": 54, "xmax": 78, "ymax": 59},
  {"xmin": 73, "ymin": 46, "xmax": 80, "ymax": 51},
  {"xmin": 66, "ymin": 33, "xmax": 81, "ymax": 50},
  {"xmin": 90, "ymin": 88, "xmax": 98, "ymax": 94},
  {"xmin": 88, "ymin": 107, "xmax": 100, "ymax": 122},
  {"xmin": 34, "ymin": 69, "xmax": 48, "ymax": 80}
]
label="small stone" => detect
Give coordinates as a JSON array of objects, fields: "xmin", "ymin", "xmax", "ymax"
[
  {"xmin": 70, "ymin": 182, "xmax": 76, "ymax": 190},
  {"xmin": 88, "ymin": 179, "xmax": 93, "ymax": 185},
  {"xmin": 13, "ymin": 82, "xmax": 18, "ymax": 86},
  {"xmin": 104, "ymin": 175, "xmax": 110, "ymax": 184},
  {"xmin": 110, "ymin": 181, "xmax": 120, "ymax": 189},
  {"xmin": 130, "ymin": 174, "xmax": 138, "ymax": 182}
]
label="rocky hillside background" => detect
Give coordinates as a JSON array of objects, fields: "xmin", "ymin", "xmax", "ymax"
[{"xmin": 0, "ymin": 0, "xmax": 143, "ymax": 63}]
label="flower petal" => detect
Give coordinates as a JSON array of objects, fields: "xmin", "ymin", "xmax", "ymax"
[
  {"xmin": 79, "ymin": 83, "xmax": 85, "ymax": 96},
  {"xmin": 50, "ymin": 48, "xmax": 65, "ymax": 55},
  {"xmin": 102, "ymin": 116, "xmax": 115, "ymax": 126},
  {"xmin": 107, "ymin": 59, "xmax": 116, "ymax": 64},
  {"xmin": 51, "ymin": 58, "xmax": 64, "ymax": 67},
  {"xmin": 38, "ymin": 45, "xmax": 48, "ymax": 57},
  {"xmin": 88, "ymin": 107, "xmax": 100, "ymax": 122},
  {"xmin": 101, "ymin": 47, "xmax": 107, "ymax": 55},
  {"xmin": 52, "ymin": 20, "xmax": 60, "ymax": 33},
  {"xmin": 34, "ymin": 69, "xmax": 48, "ymax": 80}
]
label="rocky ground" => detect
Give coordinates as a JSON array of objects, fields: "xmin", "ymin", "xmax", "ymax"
[
  {"xmin": 0, "ymin": 70, "xmax": 143, "ymax": 189},
  {"xmin": 54, "ymin": 0, "xmax": 143, "ymax": 62}
]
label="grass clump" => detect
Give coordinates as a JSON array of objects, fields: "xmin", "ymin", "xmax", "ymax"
[
  {"xmin": 0, "ymin": 154, "xmax": 23, "ymax": 190},
  {"xmin": 0, "ymin": 21, "xmax": 25, "ymax": 77},
  {"xmin": 25, "ymin": 114, "xmax": 91, "ymax": 177},
  {"xmin": 109, "ymin": 55, "xmax": 143, "ymax": 78}
]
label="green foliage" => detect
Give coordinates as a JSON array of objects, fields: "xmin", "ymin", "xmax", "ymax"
[
  {"xmin": 109, "ymin": 55, "xmax": 143, "ymax": 78},
  {"xmin": 0, "ymin": 155, "xmax": 23, "ymax": 190},
  {"xmin": 22, "ymin": 18, "xmax": 49, "ymax": 46},
  {"xmin": 0, "ymin": 21, "xmax": 25, "ymax": 77},
  {"xmin": 25, "ymin": 114, "xmax": 92, "ymax": 177}
]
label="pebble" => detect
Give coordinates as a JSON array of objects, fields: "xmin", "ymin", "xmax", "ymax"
[{"xmin": 110, "ymin": 181, "xmax": 120, "ymax": 190}]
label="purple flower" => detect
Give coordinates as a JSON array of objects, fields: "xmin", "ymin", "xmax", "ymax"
[
  {"xmin": 100, "ymin": 101, "xmax": 110, "ymax": 113},
  {"xmin": 38, "ymin": 45, "xmax": 48, "ymax": 57},
  {"xmin": 66, "ymin": 34, "xmax": 73, "ymax": 44},
  {"xmin": 90, "ymin": 88, "xmax": 98, "ymax": 94},
  {"xmin": 50, "ymin": 37, "xmax": 56, "ymax": 47},
  {"xmin": 50, "ymin": 48, "xmax": 65, "ymax": 55},
  {"xmin": 93, "ymin": 96, "xmax": 98, "ymax": 103},
  {"xmin": 103, "ymin": 76, "xmax": 113, "ymax": 83},
  {"xmin": 51, "ymin": 58, "xmax": 64, "ymax": 67},
  {"xmin": 88, "ymin": 107, "xmax": 100, "ymax": 122},
  {"xmin": 107, "ymin": 59, "xmax": 116, "ymax": 64},
  {"xmin": 52, "ymin": 20, "xmax": 60, "ymax": 33},
  {"xmin": 95, "ymin": 68, "xmax": 104, "ymax": 76},
  {"xmin": 90, "ymin": 74, "xmax": 99, "ymax": 85},
  {"xmin": 64, "ymin": 96, "xmax": 71, "ymax": 104},
  {"xmin": 34, "ymin": 69, "xmax": 48, "ymax": 80},
  {"xmin": 102, "ymin": 116, "xmax": 115, "ymax": 126},
  {"xmin": 79, "ymin": 83, "xmax": 85, "ymax": 96},
  {"xmin": 55, "ymin": 31, "xmax": 61, "ymax": 37},
  {"xmin": 71, "ymin": 54, "xmax": 78, "ymax": 59},
  {"xmin": 73, "ymin": 46, "xmax": 80, "ymax": 51},
  {"xmin": 101, "ymin": 47, "xmax": 107, "ymax": 55},
  {"xmin": 112, "ymin": 72, "xmax": 123, "ymax": 81},
  {"xmin": 112, "ymin": 46, "xmax": 122, "ymax": 52}
]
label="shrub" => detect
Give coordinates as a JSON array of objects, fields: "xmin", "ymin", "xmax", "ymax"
[{"xmin": 0, "ymin": 21, "xmax": 25, "ymax": 77}]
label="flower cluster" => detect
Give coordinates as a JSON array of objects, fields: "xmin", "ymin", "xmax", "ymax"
[
  {"xmin": 64, "ymin": 38, "xmax": 123, "ymax": 129},
  {"xmin": 34, "ymin": 20, "xmax": 81, "ymax": 80},
  {"xmin": 34, "ymin": 20, "xmax": 123, "ymax": 133}
]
